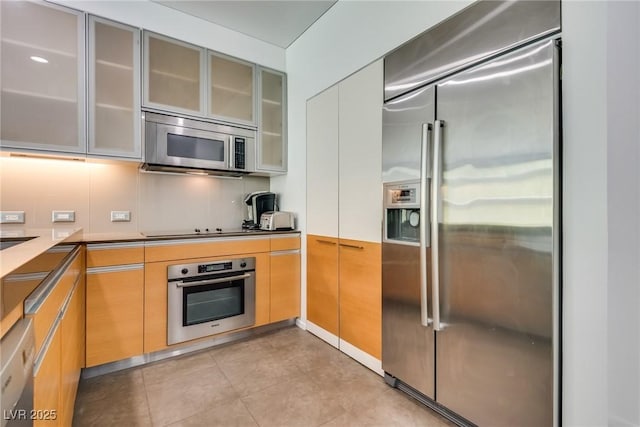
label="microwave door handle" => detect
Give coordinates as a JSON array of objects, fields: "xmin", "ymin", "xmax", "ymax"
[
  {"xmin": 175, "ymin": 273, "xmax": 252, "ymax": 288},
  {"xmin": 228, "ymin": 135, "xmax": 234, "ymax": 169}
]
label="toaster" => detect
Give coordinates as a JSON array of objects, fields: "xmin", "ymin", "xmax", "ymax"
[{"xmin": 259, "ymin": 211, "xmax": 295, "ymax": 231}]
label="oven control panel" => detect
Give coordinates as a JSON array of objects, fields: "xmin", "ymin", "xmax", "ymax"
[
  {"xmin": 168, "ymin": 257, "xmax": 255, "ymax": 280},
  {"xmin": 198, "ymin": 261, "xmax": 232, "ymax": 274}
]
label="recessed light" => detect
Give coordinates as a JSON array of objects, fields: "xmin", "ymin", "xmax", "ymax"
[{"xmin": 30, "ymin": 56, "xmax": 48, "ymax": 64}]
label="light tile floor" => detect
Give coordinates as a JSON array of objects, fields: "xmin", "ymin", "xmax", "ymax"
[{"xmin": 73, "ymin": 327, "xmax": 454, "ymax": 427}]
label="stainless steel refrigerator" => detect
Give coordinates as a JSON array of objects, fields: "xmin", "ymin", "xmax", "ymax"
[{"xmin": 381, "ymin": 9, "xmax": 561, "ymax": 426}]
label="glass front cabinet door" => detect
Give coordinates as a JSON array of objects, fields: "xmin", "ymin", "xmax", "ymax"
[
  {"xmin": 143, "ymin": 32, "xmax": 205, "ymax": 116},
  {"xmin": 0, "ymin": 1, "xmax": 86, "ymax": 154},
  {"xmin": 208, "ymin": 53, "xmax": 255, "ymax": 126},
  {"xmin": 88, "ymin": 16, "xmax": 141, "ymax": 159},
  {"xmin": 258, "ymin": 68, "xmax": 287, "ymax": 173}
]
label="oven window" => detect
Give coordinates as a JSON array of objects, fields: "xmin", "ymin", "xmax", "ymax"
[
  {"xmin": 167, "ymin": 133, "xmax": 225, "ymax": 162},
  {"xmin": 183, "ymin": 281, "xmax": 244, "ymax": 326}
]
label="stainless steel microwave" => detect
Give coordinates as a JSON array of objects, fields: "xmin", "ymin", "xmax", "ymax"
[{"xmin": 141, "ymin": 111, "xmax": 256, "ymax": 176}]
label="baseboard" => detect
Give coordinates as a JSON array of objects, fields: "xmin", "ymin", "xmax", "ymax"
[
  {"xmin": 295, "ymin": 318, "xmax": 306, "ymax": 330},
  {"xmin": 305, "ymin": 321, "xmax": 339, "ymax": 348},
  {"xmin": 339, "ymin": 339, "xmax": 384, "ymax": 377},
  {"xmin": 81, "ymin": 319, "xmax": 295, "ymax": 379}
]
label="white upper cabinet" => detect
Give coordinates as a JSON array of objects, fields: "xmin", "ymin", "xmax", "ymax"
[
  {"xmin": 208, "ymin": 53, "xmax": 255, "ymax": 125},
  {"xmin": 88, "ymin": 17, "xmax": 141, "ymax": 159},
  {"xmin": 338, "ymin": 60, "xmax": 383, "ymax": 243},
  {"xmin": 143, "ymin": 32, "xmax": 206, "ymax": 116},
  {"xmin": 257, "ymin": 68, "xmax": 287, "ymax": 173},
  {"xmin": 307, "ymin": 85, "xmax": 340, "ymax": 238},
  {"xmin": 0, "ymin": 1, "xmax": 86, "ymax": 154}
]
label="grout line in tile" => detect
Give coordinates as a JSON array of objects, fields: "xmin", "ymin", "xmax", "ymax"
[{"xmin": 138, "ymin": 366, "xmax": 156, "ymax": 427}]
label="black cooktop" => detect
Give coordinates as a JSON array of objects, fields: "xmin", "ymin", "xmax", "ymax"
[{"xmin": 141, "ymin": 228, "xmax": 268, "ymax": 238}]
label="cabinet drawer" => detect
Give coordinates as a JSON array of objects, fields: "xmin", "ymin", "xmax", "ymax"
[
  {"xmin": 145, "ymin": 237, "xmax": 270, "ymax": 262},
  {"xmin": 86, "ymin": 242, "xmax": 144, "ymax": 267},
  {"xmin": 33, "ymin": 324, "xmax": 61, "ymax": 427},
  {"xmin": 270, "ymin": 235, "xmax": 300, "ymax": 251},
  {"xmin": 26, "ymin": 252, "xmax": 82, "ymax": 354}
]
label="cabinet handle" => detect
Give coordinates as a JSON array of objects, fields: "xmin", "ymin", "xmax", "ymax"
[
  {"xmin": 271, "ymin": 250, "xmax": 300, "ymax": 256},
  {"xmin": 316, "ymin": 239, "xmax": 337, "ymax": 245},
  {"xmin": 339, "ymin": 243, "xmax": 364, "ymax": 250}
]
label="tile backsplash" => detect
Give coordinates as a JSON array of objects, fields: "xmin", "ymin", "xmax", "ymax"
[{"xmin": 0, "ymin": 156, "xmax": 269, "ymax": 233}]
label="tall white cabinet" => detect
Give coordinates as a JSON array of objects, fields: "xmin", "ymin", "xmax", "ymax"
[
  {"xmin": 0, "ymin": 1, "xmax": 86, "ymax": 154},
  {"xmin": 306, "ymin": 60, "xmax": 383, "ymax": 240},
  {"xmin": 306, "ymin": 85, "xmax": 339, "ymax": 237},
  {"xmin": 306, "ymin": 60, "xmax": 383, "ymax": 373},
  {"xmin": 338, "ymin": 62, "xmax": 383, "ymax": 242}
]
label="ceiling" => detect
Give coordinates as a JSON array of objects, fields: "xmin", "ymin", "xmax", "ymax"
[{"xmin": 153, "ymin": 1, "xmax": 338, "ymax": 48}]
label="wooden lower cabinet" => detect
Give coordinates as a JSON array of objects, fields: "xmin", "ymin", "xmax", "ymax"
[
  {"xmin": 30, "ymin": 248, "xmax": 84, "ymax": 427},
  {"xmin": 86, "ymin": 266, "xmax": 144, "ymax": 367},
  {"xmin": 338, "ymin": 239, "xmax": 382, "ymax": 359},
  {"xmin": 306, "ymin": 235, "xmax": 382, "ymax": 359},
  {"xmin": 306, "ymin": 235, "xmax": 339, "ymax": 335},
  {"xmin": 32, "ymin": 279, "xmax": 84, "ymax": 427},
  {"xmin": 59, "ymin": 279, "xmax": 85, "ymax": 426},
  {"xmin": 33, "ymin": 326, "xmax": 61, "ymax": 427},
  {"xmin": 270, "ymin": 251, "xmax": 300, "ymax": 322}
]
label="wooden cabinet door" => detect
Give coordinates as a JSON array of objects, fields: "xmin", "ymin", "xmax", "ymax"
[
  {"xmin": 86, "ymin": 266, "xmax": 144, "ymax": 367},
  {"xmin": 34, "ymin": 326, "xmax": 61, "ymax": 427},
  {"xmin": 339, "ymin": 239, "xmax": 382, "ymax": 359},
  {"xmin": 270, "ymin": 251, "xmax": 300, "ymax": 322},
  {"xmin": 59, "ymin": 280, "xmax": 85, "ymax": 426},
  {"xmin": 306, "ymin": 235, "xmax": 339, "ymax": 336}
]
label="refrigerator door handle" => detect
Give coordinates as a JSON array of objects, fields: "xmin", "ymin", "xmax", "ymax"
[
  {"xmin": 431, "ymin": 119, "xmax": 444, "ymax": 331},
  {"xmin": 420, "ymin": 123, "xmax": 432, "ymax": 327}
]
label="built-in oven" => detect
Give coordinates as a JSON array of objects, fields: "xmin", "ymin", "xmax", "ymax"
[{"xmin": 167, "ymin": 257, "xmax": 255, "ymax": 345}]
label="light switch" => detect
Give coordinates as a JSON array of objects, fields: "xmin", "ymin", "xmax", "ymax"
[
  {"xmin": 110, "ymin": 211, "xmax": 131, "ymax": 222},
  {"xmin": 0, "ymin": 211, "xmax": 25, "ymax": 224},
  {"xmin": 52, "ymin": 210, "xmax": 75, "ymax": 223}
]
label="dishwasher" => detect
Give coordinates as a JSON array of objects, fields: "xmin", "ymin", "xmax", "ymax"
[{"xmin": 1, "ymin": 318, "xmax": 35, "ymax": 427}]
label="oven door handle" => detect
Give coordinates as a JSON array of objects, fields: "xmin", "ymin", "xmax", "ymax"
[{"xmin": 175, "ymin": 273, "xmax": 252, "ymax": 288}]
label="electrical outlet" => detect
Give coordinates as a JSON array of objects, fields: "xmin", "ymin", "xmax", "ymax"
[
  {"xmin": 52, "ymin": 210, "xmax": 75, "ymax": 223},
  {"xmin": 0, "ymin": 211, "xmax": 25, "ymax": 224},
  {"xmin": 110, "ymin": 211, "xmax": 131, "ymax": 222}
]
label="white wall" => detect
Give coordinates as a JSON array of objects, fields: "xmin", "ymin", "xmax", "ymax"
[
  {"xmin": 51, "ymin": 0, "xmax": 285, "ymax": 70},
  {"xmin": 606, "ymin": 2, "xmax": 640, "ymax": 426},
  {"xmin": 279, "ymin": 0, "xmax": 640, "ymax": 425},
  {"xmin": 0, "ymin": 157, "xmax": 269, "ymax": 233}
]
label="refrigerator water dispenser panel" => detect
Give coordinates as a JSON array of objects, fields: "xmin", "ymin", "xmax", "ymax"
[{"xmin": 384, "ymin": 181, "xmax": 427, "ymax": 245}]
